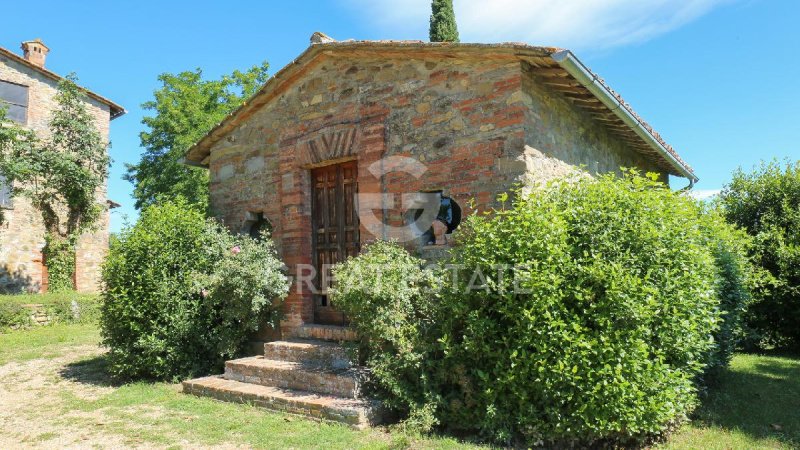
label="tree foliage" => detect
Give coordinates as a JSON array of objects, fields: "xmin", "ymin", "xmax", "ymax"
[
  {"xmin": 0, "ymin": 108, "xmax": 35, "ymax": 225},
  {"xmin": 124, "ymin": 63, "xmax": 269, "ymax": 211},
  {"xmin": 429, "ymin": 0, "xmax": 460, "ymax": 43},
  {"xmin": 719, "ymin": 159, "xmax": 800, "ymax": 350},
  {"xmin": 0, "ymin": 75, "xmax": 108, "ymax": 291}
]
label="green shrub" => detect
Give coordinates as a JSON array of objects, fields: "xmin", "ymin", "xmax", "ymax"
[
  {"xmin": 719, "ymin": 160, "xmax": 800, "ymax": 351},
  {"xmin": 45, "ymin": 297, "xmax": 100, "ymax": 324},
  {"xmin": 334, "ymin": 171, "xmax": 750, "ymax": 446},
  {"xmin": 330, "ymin": 241, "xmax": 444, "ymax": 431},
  {"xmin": 697, "ymin": 209, "xmax": 754, "ymax": 377},
  {"xmin": 0, "ymin": 293, "xmax": 100, "ymax": 329},
  {"xmin": 100, "ymin": 200, "xmax": 289, "ymax": 381},
  {"xmin": 0, "ymin": 302, "xmax": 31, "ymax": 330}
]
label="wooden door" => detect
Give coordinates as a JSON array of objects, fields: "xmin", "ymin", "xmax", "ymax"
[{"xmin": 311, "ymin": 161, "xmax": 359, "ymax": 325}]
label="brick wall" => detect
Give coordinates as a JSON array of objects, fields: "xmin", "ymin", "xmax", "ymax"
[{"xmin": 0, "ymin": 55, "xmax": 112, "ymax": 294}]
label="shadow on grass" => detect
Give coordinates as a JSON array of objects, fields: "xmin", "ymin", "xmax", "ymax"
[
  {"xmin": 59, "ymin": 354, "xmax": 124, "ymax": 388},
  {"xmin": 693, "ymin": 353, "xmax": 800, "ymax": 447}
]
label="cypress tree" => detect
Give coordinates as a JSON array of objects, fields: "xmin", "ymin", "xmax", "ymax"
[{"xmin": 429, "ymin": 0, "xmax": 460, "ymax": 43}]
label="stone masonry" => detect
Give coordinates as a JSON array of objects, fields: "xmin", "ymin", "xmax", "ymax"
[
  {"xmin": 183, "ymin": 327, "xmax": 382, "ymax": 428},
  {"xmin": 182, "ymin": 36, "xmax": 698, "ymax": 426},
  {"xmin": 0, "ymin": 40, "xmax": 124, "ymax": 293},
  {"xmin": 185, "ymin": 39, "xmax": 690, "ymax": 342}
]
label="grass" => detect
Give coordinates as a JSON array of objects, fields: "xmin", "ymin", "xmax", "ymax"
[
  {"xmin": 0, "ymin": 323, "xmax": 100, "ymax": 365},
  {"xmin": 1, "ymin": 319, "xmax": 798, "ymax": 449},
  {"xmin": 661, "ymin": 352, "xmax": 800, "ymax": 449},
  {"xmin": 0, "ymin": 321, "xmax": 483, "ymax": 449},
  {"xmin": 0, "ymin": 292, "xmax": 99, "ymax": 306},
  {"xmin": 56, "ymin": 378, "xmax": 477, "ymax": 449},
  {"xmin": 0, "ymin": 292, "xmax": 100, "ymax": 332}
]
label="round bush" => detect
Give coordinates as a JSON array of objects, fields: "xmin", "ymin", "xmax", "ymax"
[
  {"xmin": 333, "ymin": 171, "xmax": 750, "ymax": 446},
  {"xmin": 100, "ymin": 200, "xmax": 289, "ymax": 380}
]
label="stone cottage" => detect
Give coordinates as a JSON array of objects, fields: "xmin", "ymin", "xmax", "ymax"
[
  {"xmin": 181, "ymin": 35, "xmax": 697, "ymax": 425},
  {"xmin": 0, "ymin": 40, "xmax": 125, "ymax": 293}
]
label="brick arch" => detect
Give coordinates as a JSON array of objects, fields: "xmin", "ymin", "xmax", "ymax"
[{"xmin": 298, "ymin": 125, "xmax": 358, "ymax": 166}]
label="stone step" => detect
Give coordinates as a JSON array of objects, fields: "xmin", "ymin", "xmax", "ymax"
[
  {"xmin": 224, "ymin": 356, "xmax": 362, "ymax": 398},
  {"xmin": 182, "ymin": 376, "xmax": 381, "ymax": 429},
  {"xmin": 264, "ymin": 339, "xmax": 353, "ymax": 369},
  {"xmin": 294, "ymin": 324, "xmax": 358, "ymax": 342}
]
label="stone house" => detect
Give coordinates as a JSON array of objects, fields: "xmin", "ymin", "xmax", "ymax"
[
  {"xmin": 0, "ymin": 40, "xmax": 125, "ymax": 293},
  {"xmin": 182, "ymin": 35, "xmax": 697, "ymax": 425},
  {"xmin": 185, "ymin": 35, "xmax": 697, "ymax": 339}
]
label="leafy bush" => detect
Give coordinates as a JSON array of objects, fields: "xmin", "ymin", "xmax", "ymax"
[
  {"xmin": 719, "ymin": 160, "xmax": 800, "ymax": 350},
  {"xmin": 100, "ymin": 200, "xmax": 289, "ymax": 380},
  {"xmin": 333, "ymin": 171, "xmax": 750, "ymax": 446},
  {"xmin": 0, "ymin": 302, "xmax": 31, "ymax": 330},
  {"xmin": 698, "ymin": 210, "xmax": 754, "ymax": 377},
  {"xmin": 330, "ymin": 241, "xmax": 444, "ymax": 431},
  {"xmin": 45, "ymin": 296, "xmax": 100, "ymax": 324},
  {"xmin": 0, "ymin": 293, "xmax": 100, "ymax": 330}
]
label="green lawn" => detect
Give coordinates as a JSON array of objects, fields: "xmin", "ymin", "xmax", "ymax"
[
  {"xmin": 0, "ymin": 322, "xmax": 100, "ymax": 365},
  {"xmin": 0, "ymin": 320, "xmax": 798, "ymax": 449},
  {"xmin": 0, "ymin": 321, "xmax": 482, "ymax": 449},
  {"xmin": 661, "ymin": 353, "xmax": 800, "ymax": 449},
  {"xmin": 0, "ymin": 292, "xmax": 99, "ymax": 305}
]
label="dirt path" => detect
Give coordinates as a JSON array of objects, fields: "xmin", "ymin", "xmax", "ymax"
[{"xmin": 0, "ymin": 346, "xmax": 242, "ymax": 449}]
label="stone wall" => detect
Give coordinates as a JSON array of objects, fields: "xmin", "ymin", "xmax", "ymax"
[
  {"xmin": 205, "ymin": 53, "xmax": 671, "ymax": 337},
  {"xmin": 0, "ymin": 55, "xmax": 112, "ymax": 294},
  {"xmin": 518, "ymin": 64, "xmax": 668, "ymax": 185},
  {"xmin": 207, "ymin": 55, "xmax": 528, "ymax": 336}
]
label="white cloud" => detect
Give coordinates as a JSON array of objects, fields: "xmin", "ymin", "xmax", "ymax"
[
  {"xmin": 345, "ymin": 0, "xmax": 731, "ymax": 51},
  {"xmin": 688, "ymin": 189, "xmax": 722, "ymax": 200}
]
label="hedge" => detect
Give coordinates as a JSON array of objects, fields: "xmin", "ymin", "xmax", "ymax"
[{"xmin": 332, "ymin": 171, "xmax": 751, "ymax": 446}]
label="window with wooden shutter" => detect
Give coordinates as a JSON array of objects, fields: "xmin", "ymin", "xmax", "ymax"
[{"xmin": 0, "ymin": 80, "xmax": 29, "ymax": 124}]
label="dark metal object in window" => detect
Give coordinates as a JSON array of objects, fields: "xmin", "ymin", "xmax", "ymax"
[{"xmin": 411, "ymin": 193, "xmax": 462, "ymax": 246}]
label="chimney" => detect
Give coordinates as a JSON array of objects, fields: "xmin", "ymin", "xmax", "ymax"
[{"xmin": 21, "ymin": 39, "xmax": 49, "ymax": 68}]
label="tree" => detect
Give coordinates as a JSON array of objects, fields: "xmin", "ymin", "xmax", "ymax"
[
  {"xmin": 0, "ymin": 108, "xmax": 35, "ymax": 225},
  {"xmin": 719, "ymin": 159, "xmax": 800, "ymax": 350},
  {"xmin": 124, "ymin": 63, "xmax": 270, "ymax": 211},
  {"xmin": 429, "ymin": 0, "xmax": 460, "ymax": 43},
  {"xmin": 0, "ymin": 75, "xmax": 109, "ymax": 291}
]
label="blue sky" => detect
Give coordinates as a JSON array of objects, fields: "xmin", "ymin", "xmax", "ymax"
[{"xmin": 2, "ymin": 0, "xmax": 798, "ymax": 232}]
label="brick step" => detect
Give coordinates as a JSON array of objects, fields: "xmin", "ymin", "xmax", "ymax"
[
  {"xmin": 294, "ymin": 324, "xmax": 358, "ymax": 342},
  {"xmin": 182, "ymin": 376, "xmax": 381, "ymax": 429},
  {"xmin": 264, "ymin": 339, "xmax": 353, "ymax": 369},
  {"xmin": 224, "ymin": 356, "xmax": 363, "ymax": 398}
]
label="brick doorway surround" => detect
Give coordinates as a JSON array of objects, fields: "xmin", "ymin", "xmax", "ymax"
[{"xmin": 276, "ymin": 115, "xmax": 387, "ymax": 338}]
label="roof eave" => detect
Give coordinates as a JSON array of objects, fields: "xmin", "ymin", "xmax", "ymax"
[
  {"xmin": 184, "ymin": 42, "xmax": 696, "ymax": 182},
  {"xmin": 550, "ymin": 50, "xmax": 697, "ymax": 182},
  {"xmin": 183, "ymin": 42, "xmax": 564, "ymax": 166},
  {"xmin": 0, "ymin": 47, "xmax": 126, "ymax": 121}
]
